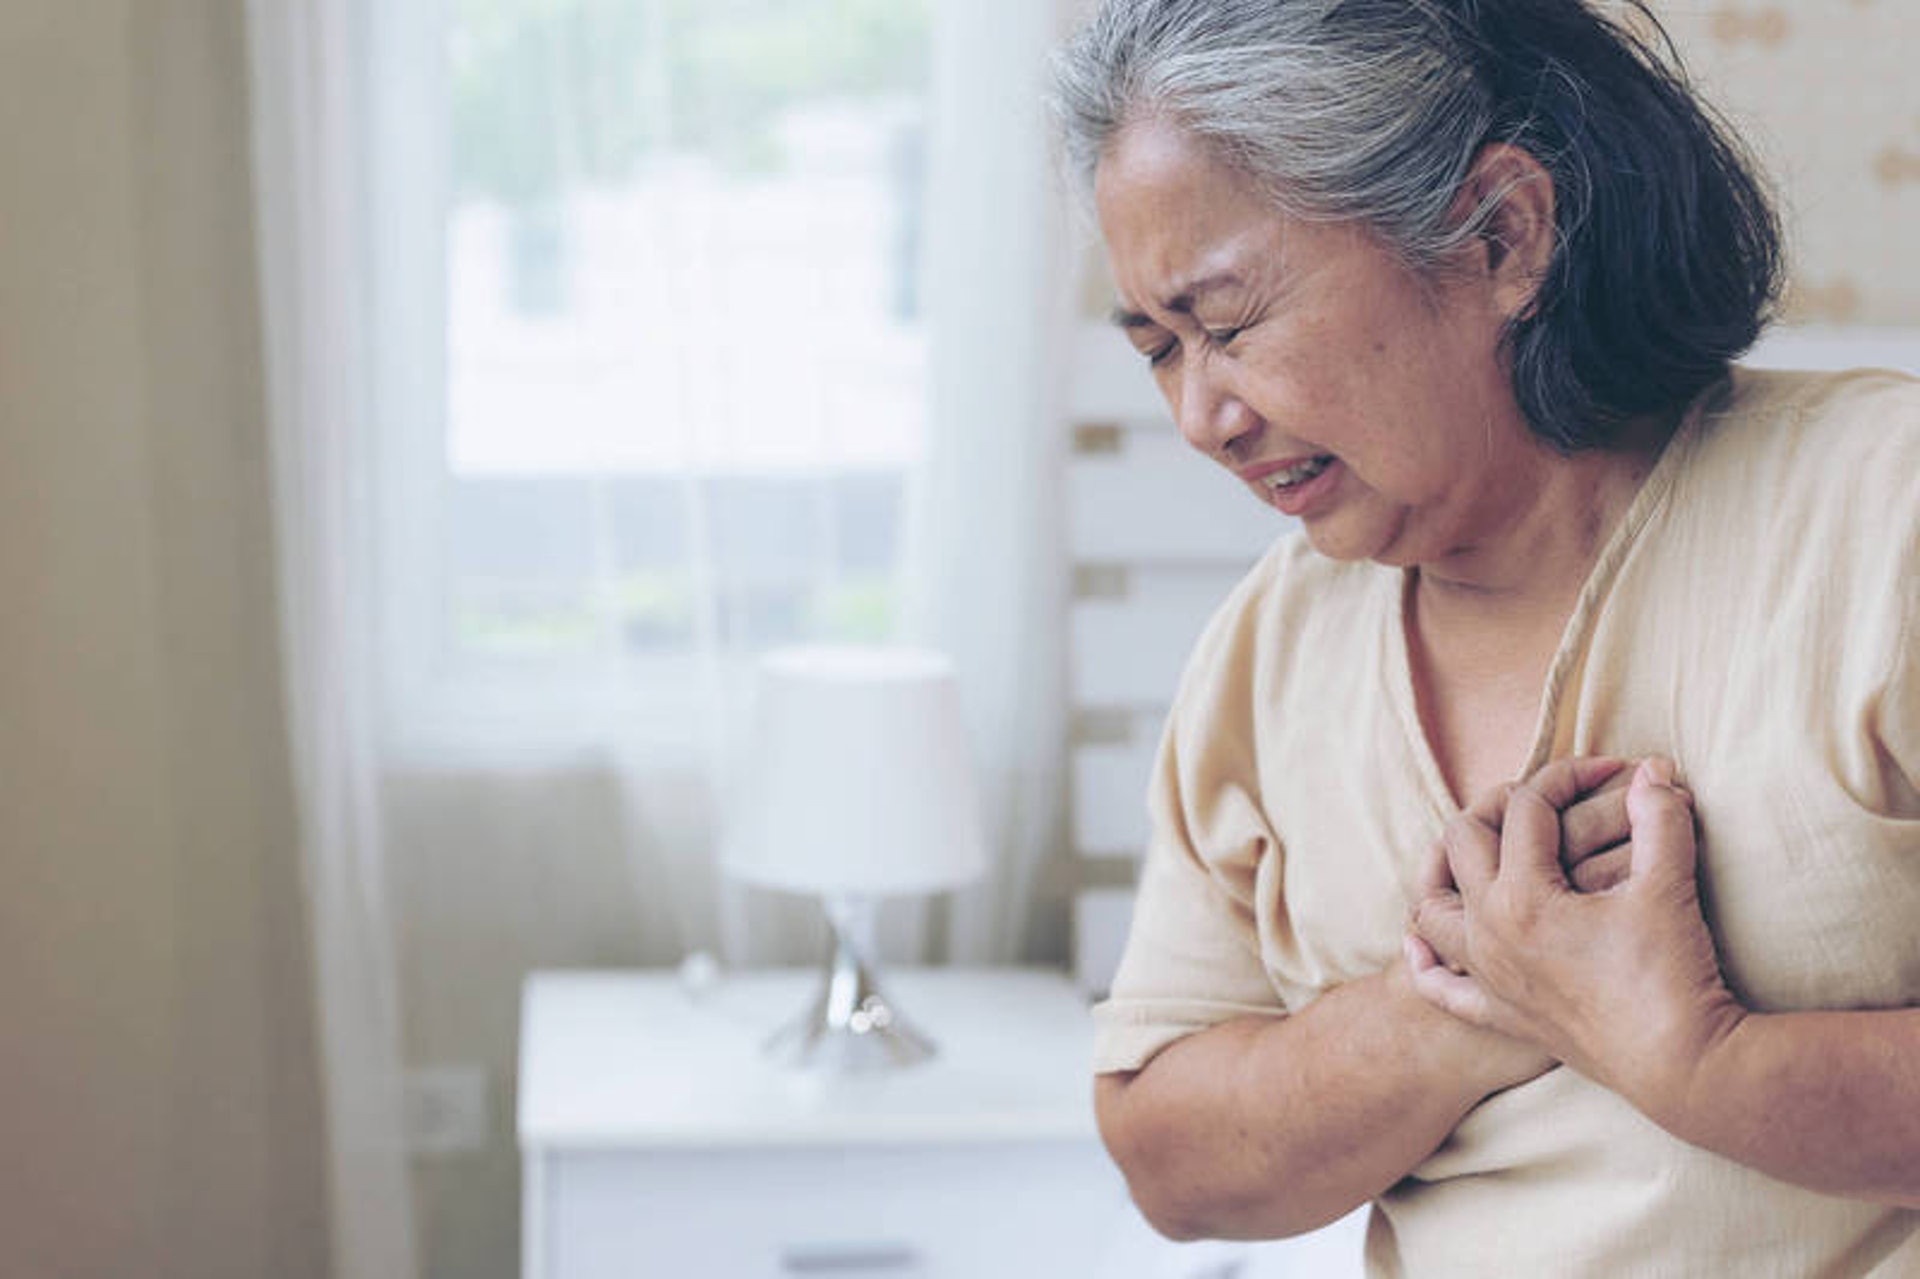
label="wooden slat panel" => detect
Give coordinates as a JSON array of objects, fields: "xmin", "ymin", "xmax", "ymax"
[
  {"xmin": 1070, "ymin": 708, "xmax": 1165, "ymax": 857},
  {"xmin": 1070, "ymin": 565, "xmax": 1251, "ymax": 706},
  {"xmin": 1068, "ymin": 431, "xmax": 1290, "ymax": 561}
]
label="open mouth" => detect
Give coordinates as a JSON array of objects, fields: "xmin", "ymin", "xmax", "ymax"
[{"xmin": 1261, "ymin": 456, "xmax": 1334, "ymax": 491}]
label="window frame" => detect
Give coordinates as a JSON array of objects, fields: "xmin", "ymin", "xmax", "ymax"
[{"xmin": 371, "ymin": 0, "xmax": 934, "ymax": 766}]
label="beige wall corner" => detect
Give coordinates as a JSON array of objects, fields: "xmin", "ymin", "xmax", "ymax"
[{"xmin": 0, "ymin": 3, "xmax": 329, "ymax": 1277}]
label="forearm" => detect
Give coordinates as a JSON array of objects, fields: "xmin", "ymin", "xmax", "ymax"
[
  {"xmin": 1098, "ymin": 964, "xmax": 1538, "ymax": 1241},
  {"xmin": 1643, "ymin": 1007, "xmax": 1920, "ymax": 1208}
]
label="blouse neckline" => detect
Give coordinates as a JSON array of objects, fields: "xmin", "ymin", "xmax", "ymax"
[{"xmin": 1383, "ymin": 385, "xmax": 1718, "ymax": 817}]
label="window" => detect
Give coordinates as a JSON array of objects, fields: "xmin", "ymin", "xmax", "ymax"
[{"xmin": 396, "ymin": 0, "xmax": 935, "ymax": 750}]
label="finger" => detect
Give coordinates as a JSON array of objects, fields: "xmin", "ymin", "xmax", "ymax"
[
  {"xmin": 1561, "ymin": 782, "xmax": 1630, "ymax": 866},
  {"xmin": 1464, "ymin": 781, "xmax": 1515, "ymax": 831},
  {"xmin": 1566, "ymin": 844, "xmax": 1630, "ymax": 894},
  {"xmin": 1404, "ymin": 931, "xmax": 1441, "ymax": 974},
  {"xmin": 1441, "ymin": 810, "xmax": 1501, "ymax": 897},
  {"xmin": 1626, "ymin": 757, "xmax": 1697, "ymax": 889},
  {"xmin": 1501, "ymin": 782, "xmax": 1571, "ymax": 885},
  {"xmin": 1410, "ymin": 890, "xmax": 1470, "ymax": 973},
  {"xmin": 1405, "ymin": 935, "xmax": 1496, "ymax": 1027},
  {"xmin": 1520, "ymin": 756, "xmax": 1628, "ymax": 812}
]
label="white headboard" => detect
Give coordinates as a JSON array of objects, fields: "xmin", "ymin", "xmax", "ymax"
[{"xmin": 1063, "ymin": 322, "xmax": 1283, "ymax": 991}]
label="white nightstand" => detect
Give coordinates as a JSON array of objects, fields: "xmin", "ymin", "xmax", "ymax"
[{"xmin": 518, "ymin": 967, "xmax": 1130, "ymax": 1279}]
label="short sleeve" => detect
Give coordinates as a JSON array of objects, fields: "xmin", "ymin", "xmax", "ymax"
[{"xmin": 1091, "ymin": 667, "xmax": 1286, "ymax": 1075}]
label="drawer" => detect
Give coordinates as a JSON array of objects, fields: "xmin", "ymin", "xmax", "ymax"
[{"xmin": 532, "ymin": 1140, "xmax": 1127, "ymax": 1279}]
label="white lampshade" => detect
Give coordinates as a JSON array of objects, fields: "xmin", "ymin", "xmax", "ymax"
[{"xmin": 721, "ymin": 646, "xmax": 987, "ymax": 898}]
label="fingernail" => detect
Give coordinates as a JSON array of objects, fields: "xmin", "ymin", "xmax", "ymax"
[{"xmin": 1644, "ymin": 757, "xmax": 1675, "ymax": 787}]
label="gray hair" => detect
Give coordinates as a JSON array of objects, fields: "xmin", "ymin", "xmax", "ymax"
[
  {"xmin": 1049, "ymin": 0, "xmax": 1785, "ymax": 451},
  {"xmin": 1052, "ymin": 0, "xmax": 1498, "ymax": 267}
]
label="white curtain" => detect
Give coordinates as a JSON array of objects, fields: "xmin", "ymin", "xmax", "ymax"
[
  {"xmin": 245, "ymin": 1, "xmax": 426, "ymax": 1276},
  {"xmin": 245, "ymin": 0, "xmax": 1064, "ymax": 1268},
  {"xmin": 908, "ymin": 0, "xmax": 1074, "ymax": 962}
]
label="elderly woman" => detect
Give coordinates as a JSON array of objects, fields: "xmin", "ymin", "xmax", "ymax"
[{"xmin": 1050, "ymin": 0, "xmax": 1919, "ymax": 1274}]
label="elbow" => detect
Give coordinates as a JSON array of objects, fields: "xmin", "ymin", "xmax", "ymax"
[
  {"xmin": 1109, "ymin": 1146, "xmax": 1211, "ymax": 1243},
  {"xmin": 1094, "ymin": 1070, "xmax": 1320, "ymax": 1243},
  {"xmin": 1134, "ymin": 1200, "xmax": 1215, "ymax": 1245},
  {"xmin": 1096, "ymin": 1071, "xmax": 1214, "ymax": 1241},
  {"xmin": 1107, "ymin": 1140, "xmax": 1312, "ymax": 1243},
  {"xmin": 1102, "ymin": 1138, "xmax": 1216, "ymax": 1242}
]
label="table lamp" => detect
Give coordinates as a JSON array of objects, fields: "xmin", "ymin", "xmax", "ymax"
[{"xmin": 721, "ymin": 646, "xmax": 987, "ymax": 1070}]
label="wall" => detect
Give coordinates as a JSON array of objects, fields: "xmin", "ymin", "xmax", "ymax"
[
  {"xmin": 0, "ymin": 4, "xmax": 328, "ymax": 1277},
  {"xmin": 1653, "ymin": 0, "xmax": 1920, "ymax": 324}
]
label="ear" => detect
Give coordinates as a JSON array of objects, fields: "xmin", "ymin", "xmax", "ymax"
[{"xmin": 1451, "ymin": 143, "xmax": 1557, "ymax": 322}]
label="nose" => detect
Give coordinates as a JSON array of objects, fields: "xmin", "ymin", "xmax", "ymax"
[{"xmin": 1170, "ymin": 354, "xmax": 1259, "ymax": 461}]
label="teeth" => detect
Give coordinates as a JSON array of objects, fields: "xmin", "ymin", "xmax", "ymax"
[{"xmin": 1264, "ymin": 457, "xmax": 1331, "ymax": 489}]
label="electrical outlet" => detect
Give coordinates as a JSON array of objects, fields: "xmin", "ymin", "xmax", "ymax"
[{"xmin": 403, "ymin": 1064, "xmax": 489, "ymax": 1155}]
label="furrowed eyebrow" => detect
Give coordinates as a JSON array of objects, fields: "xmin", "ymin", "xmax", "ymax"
[{"xmin": 1107, "ymin": 271, "xmax": 1246, "ymax": 330}]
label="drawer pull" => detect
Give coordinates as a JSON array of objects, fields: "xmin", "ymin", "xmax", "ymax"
[{"xmin": 778, "ymin": 1241, "xmax": 922, "ymax": 1274}]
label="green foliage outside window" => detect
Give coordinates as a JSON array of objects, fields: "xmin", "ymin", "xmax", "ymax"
[
  {"xmin": 451, "ymin": 0, "xmax": 933, "ymax": 207},
  {"xmin": 455, "ymin": 571, "xmax": 895, "ymax": 657}
]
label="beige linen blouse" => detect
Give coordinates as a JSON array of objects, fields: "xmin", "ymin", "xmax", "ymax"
[{"xmin": 1095, "ymin": 368, "xmax": 1920, "ymax": 1278}]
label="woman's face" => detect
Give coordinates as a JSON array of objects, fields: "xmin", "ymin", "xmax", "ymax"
[{"xmin": 1094, "ymin": 118, "xmax": 1546, "ymax": 569}]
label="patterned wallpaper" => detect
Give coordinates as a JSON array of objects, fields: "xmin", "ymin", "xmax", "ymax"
[
  {"xmin": 1072, "ymin": 1, "xmax": 1920, "ymax": 326},
  {"xmin": 1650, "ymin": 0, "xmax": 1920, "ymax": 324}
]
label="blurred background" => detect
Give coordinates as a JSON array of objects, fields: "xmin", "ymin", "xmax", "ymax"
[{"xmin": 3, "ymin": 1, "xmax": 1916, "ymax": 1277}]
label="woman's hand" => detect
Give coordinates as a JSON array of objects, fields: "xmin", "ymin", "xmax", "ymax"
[
  {"xmin": 1412, "ymin": 756, "xmax": 1637, "ymax": 975},
  {"xmin": 1406, "ymin": 756, "xmax": 1747, "ymax": 1115},
  {"xmin": 1384, "ymin": 939, "xmax": 1559, "ymax": 1095},
  {"xmin": 1402, "ymin": 756, "xmax": 1633, "ymax": 1094},
  {"xmin": 1397, "ymin": 759, "xmax": 1632, "ymax": 1094},
  {"xmin": 1556, "ymin": 761, "xmax": 1644, "ymax": 893}
]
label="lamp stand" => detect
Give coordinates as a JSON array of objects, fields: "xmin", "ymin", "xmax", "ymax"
[{"xmin": 763, "ymin": 892, "xmax": 935, "ymax": 1070}]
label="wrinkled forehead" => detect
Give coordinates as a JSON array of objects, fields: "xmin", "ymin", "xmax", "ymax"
[
  {"xmin": 1094, "ymin": 118, "xmax": 1296, "ymax": 309},
  {"xmin": 1093, "ymin": 112, "xmax": 1251, "ymax": 208}
]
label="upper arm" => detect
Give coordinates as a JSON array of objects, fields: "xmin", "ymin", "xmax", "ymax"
[
  {"xmin": 1092, "ymin": 545, "xmax": 1296, "ymax": 1073},
  {"xmin": 1093, "ymin": 707, "xmax": 1285, "ymax": 1073}
]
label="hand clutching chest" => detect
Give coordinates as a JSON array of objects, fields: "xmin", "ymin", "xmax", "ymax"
[{"xmin": 1406, "ymin": 756, "xmax": 1749, "ymax": 1124}]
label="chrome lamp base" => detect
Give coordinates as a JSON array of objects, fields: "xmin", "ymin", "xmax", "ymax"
[{"xmin": 764, "ymin": 894, "xmax": 934, "ymax": 1071}]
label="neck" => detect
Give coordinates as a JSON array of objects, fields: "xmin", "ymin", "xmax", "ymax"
[{"xmin": 1416, "ymin": 426, "xmax": 1664, "ymax": 631}]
